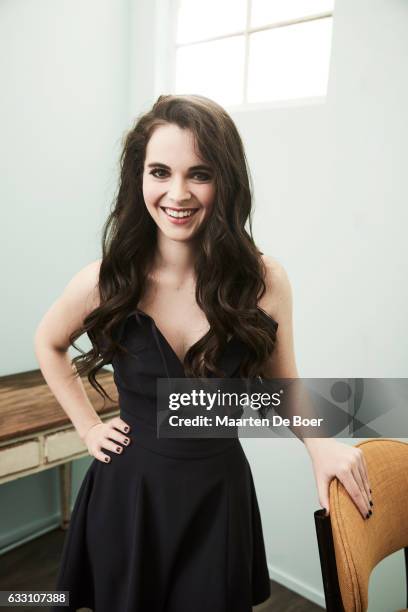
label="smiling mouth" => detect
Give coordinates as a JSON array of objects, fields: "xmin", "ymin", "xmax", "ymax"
[{"xmin": 160, "ymin": 207, "xmax": 199, "ymax": 218}]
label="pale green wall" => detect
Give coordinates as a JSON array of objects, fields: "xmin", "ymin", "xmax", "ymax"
[
  {"xmin": 236, "ymin": 1, "xmax": 408, "ymax": 609},
  {"xmin": 0, "ymin": 0, "xmax": 129, "ymax": 548}
]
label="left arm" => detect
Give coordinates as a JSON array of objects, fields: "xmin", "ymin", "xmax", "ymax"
[{"xmin": 259, "ymin": 255, "xmax": 373, "ymax": 519}]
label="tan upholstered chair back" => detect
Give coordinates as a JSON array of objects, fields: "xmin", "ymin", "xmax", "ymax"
[{"xmin": 329, "ymin": 439, "xmax": 408, "ymax": 611}]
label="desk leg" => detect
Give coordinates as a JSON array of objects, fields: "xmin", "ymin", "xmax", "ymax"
[{"xmin": 58, "ymin": 462, "xmax": 72, "ymax": 530}]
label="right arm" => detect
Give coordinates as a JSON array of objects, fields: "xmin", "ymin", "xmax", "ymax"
[
  {"xmin": 260, "ymin": 255, "xmax": 372, "ymax": 519},
  {"xmin": 33, "ymin": 259, "xmax": 132, "ymax": 463}
]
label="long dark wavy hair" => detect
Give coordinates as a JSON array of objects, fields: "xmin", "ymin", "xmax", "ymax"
[{"xmin": 69, "ymin": 94, "xmax": 277, "ymax": 404}]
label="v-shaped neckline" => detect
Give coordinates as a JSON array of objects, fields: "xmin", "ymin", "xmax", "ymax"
[
  {"xmin": 133, "ymin": 308, "xmax": 232, "ymax": 368},
  {"xmin": 132, "ymin": 306, "xmax": 277, "ymax": 369}
]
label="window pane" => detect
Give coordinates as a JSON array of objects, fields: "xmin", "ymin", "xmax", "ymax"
[
  {"xmin": 175, "ymin": 37, "xmax": 245, "ymax": 106},
  {"xmin": 247, "ymin": 18, "xmax": 333, "ymax": 102},
  {"xmin": 251, "ymin": 0, "xmax": 334, "ymax": 27},
  {"xmin": 176, "ymin": 0, "xmax": 247, "ymax": 44}
]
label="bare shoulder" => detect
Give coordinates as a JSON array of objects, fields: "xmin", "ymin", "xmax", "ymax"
[
  {"xmin": 259, "ymin": 255, "xmax": 298, "ymax": 377},
  {"xmin": 34, "ymin": 258, "xmax": 102, "ymax": 351},
  {"xmin": 63, "ymin": 258, "xmax": 102, "ymax": 310},
  {"xmin": 259, "ymin": 254, "xmax": 293, "ymax": 320}
]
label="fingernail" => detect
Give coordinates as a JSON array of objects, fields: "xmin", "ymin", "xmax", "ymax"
[
  {"xmin": 124, "ymin": 438, "xmax": 129, "ymax": 444},
  {"xmin": 105, "ymin": 457, "xmax": 109, "ymax": 462},
  {"xmin": 116, "ymin": 447, "xmax": 121, "ymax": 452},
  {"xmin": 124, "ymin": 426, "xmax": 129, "ymax": 432},
  {"xmin": 366, "ymin": 512, "xmax": 370, "ymax": 519},
  {"xmin": 370, "ymin": 500, "xmax": 373, "ymax": 507},
  {"xmin": 368, "ymin": 509, "xmax": 372, "ymax": 516},
  {"xmin": 369, "ymin": 488, "xmax": 372, "ymax": 493}
]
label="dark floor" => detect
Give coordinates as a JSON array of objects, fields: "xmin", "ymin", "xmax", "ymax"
[{"xmin": 0, "ymin": 528, "xmax": 325, "ymax": 611}]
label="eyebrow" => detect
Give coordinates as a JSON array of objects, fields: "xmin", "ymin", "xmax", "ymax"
[{"xmin": 146, "ymin": 162, "xmax": 212, "ymax": 172}]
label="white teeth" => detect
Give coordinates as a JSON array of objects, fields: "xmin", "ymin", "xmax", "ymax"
[{"xmin": 163, "ymin": 208, "xmax": 197, "ymax": 218}]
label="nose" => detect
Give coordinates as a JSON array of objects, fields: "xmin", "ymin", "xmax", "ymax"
[{"xmin": 168, "ymin": 176, "xmax": 191, "ymax": 203}]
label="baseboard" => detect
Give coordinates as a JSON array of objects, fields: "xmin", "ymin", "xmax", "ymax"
[
  {"xmin": 268, "ymin": 562, "xmax": 326, "ymax": 608},
  {"xmin": 0, "ymin": 513, "xmax": 61, "ymax": 555}
]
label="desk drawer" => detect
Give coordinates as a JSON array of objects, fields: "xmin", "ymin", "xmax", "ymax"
[
  {"xmin": 0, "ymin": 440, "xmax": 40, "ymax": 477},
  {"xmin": 45, "ymin": 430, "xmax": 87, "ymax": 462}
]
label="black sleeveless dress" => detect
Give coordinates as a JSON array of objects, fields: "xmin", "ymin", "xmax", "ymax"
[{"xmin": 51, "ymin": 308, "xmax": 278, "ymax": 612}]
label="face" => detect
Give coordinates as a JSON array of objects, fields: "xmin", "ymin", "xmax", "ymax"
[{"xmin": 142, "ymin": 123, "xmax": 216, "ymax": 241}]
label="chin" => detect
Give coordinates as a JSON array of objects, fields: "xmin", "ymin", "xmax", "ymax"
[{"xmin": 158, "ymin": 222, "xmax": 202, "ymax": 238}]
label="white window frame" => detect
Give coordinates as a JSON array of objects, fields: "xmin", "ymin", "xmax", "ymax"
[{"xmin": 154, "ymin": 0, "xmax": 334, "ymax": 112}]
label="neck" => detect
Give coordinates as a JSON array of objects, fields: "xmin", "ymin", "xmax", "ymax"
[{"xmin": 151, "ymin": 232, "xmax": 197, "ymax": 286}]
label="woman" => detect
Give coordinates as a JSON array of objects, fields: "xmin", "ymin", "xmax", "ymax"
[{"xmin": 35, "ymin": 94, "xmax": 373, "ymax": 612}]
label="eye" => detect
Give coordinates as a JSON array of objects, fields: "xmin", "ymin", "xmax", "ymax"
[
  {"xmin": 192, "ymin": 172, "xmax": 212, "ymax": 181},
  {"xmin": 149, "ymin": 168, "xmax": 168, "ymax": 179}
]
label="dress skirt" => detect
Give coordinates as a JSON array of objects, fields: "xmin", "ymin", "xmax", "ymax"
[{"xmin": 52, "ymin": 412, "xmax": 271, "ymax": 612}]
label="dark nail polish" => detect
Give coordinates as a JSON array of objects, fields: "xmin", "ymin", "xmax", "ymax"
[
  {"xmin": 105, "ymin": 457, "xmax": 109, "ymax": 462},
  {"xmin": 117, "ymin": 447, "xmax": 121, "ymax": 452},
  {"xmin": 366, "ymin": 512, "xmax": 370, "ymax": 519},
  {"xmin": 124, "ymin": 438, "xmax": 129, "ymax": 444},
  {"xmin": 370, "ymin": 500, "xmax": 373, "ymax": 507},
  {"xmin": 124, "ymin": 426, "xmax": 129, "ymax": 432},
  {"xmin": 368, "ymin": 509, "xmax": 372, "ymax": 516},
  {"xmin": 369, "ymin": 488, "xmax": 372, "ymax": 493}
]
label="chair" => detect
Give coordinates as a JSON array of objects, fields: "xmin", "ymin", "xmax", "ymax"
[{"xmin": 314, "ymin": 439, "xmax": 408, "ymax": 611}]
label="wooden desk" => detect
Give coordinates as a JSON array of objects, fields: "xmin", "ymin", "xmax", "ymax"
[{"xmin": 0, "ymin": 368, "xmax": 119, "ymax": 529}]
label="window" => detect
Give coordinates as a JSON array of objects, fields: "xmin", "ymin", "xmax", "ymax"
[{"xmin": 171, "ymin": 0, "xmax": 335, "ymax": 108}]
